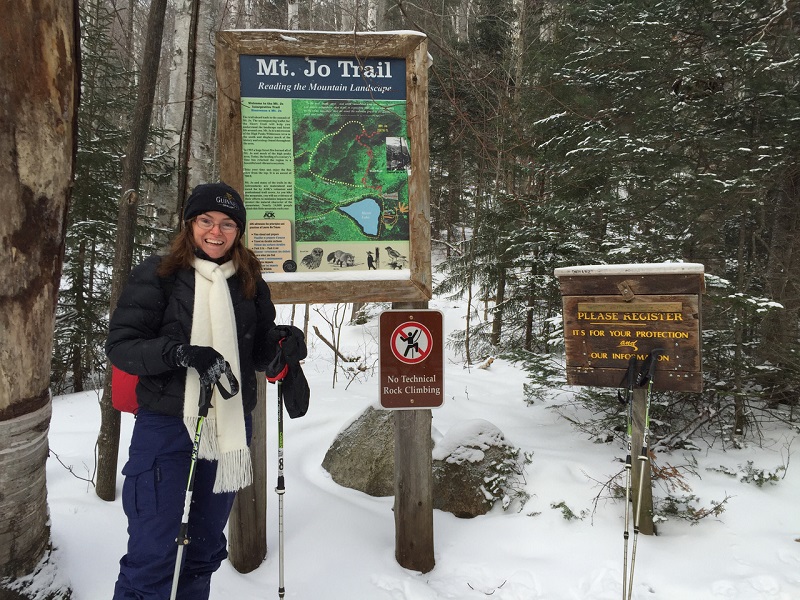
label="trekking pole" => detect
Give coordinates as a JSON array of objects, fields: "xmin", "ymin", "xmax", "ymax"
[
  {"xmin": 276, "ymin": 378, "xmax": 286, "ymax": 599},
  {"xmin": 265, "ymin": 326, "xmax": 306, "ymax": 598},
  {"xmin": 618, "ymin": 356, "xmax": 638, "ymax": 600},
  {"xmin": 170, "ymin": 366, "xmax": 239, "ymax": 600},
  {"xmin": 627, "ymin": 348, "xmax": 663, "ymax": 600}
]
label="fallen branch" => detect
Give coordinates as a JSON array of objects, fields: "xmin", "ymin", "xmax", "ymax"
[{"xmin": 312, "ymin": 325, "xmax": 357, "ymax": 362}]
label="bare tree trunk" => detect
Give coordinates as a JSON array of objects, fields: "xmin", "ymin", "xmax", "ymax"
[
  {"xmin": 464, "ymin": 168, "xmax": 485, "ymax": 365},
  {"xmin": 124, "ymin": 0, "xmax": 136, "ymax": 71},
  {"xmin": 350, "ymin": 302, "xmax": 365, "ymax": 322},
  {"xmin": 152, "ymin": 0, "xmax": 195, "ymax": 246},
  {"xmin": 162, "ymin": 0, "xmax": 224, "ymax": 227},
  {"xmin": 367, "ymin": 0, "xmax": 378, "ymax": 30},
  {"xmin": 184, "ymin": 0, "xmax": 202, "ymax": 194},
  {"xmin": 287, "ymin": 0, "xmax": 300, "ymax": 29},
  {"xmin": 732, "ymin": 210, "xmax": 749, "ymax": 436},
  {"xmin": 511, "ymin": 0, "xmax": 526, "ymax": 99},
  {"xmin": 524, "ymin": 266, "xmax": 536, "ymax": 350},
  {"xmin": 0, "ymin": 0, "xmax": 78, "ymax": 581},
  {"xmin": 96, "ymin": 0, "xmax": 169, "ymax": 502},
  {"xmin": 759, "ymin": 172, "xmax": 800, "ymax": 407},
  {"xmin": 333, "ymin": 0, "xmax": 344, "ymax": 30},
  {"xmin": 189, "ymin": 0, "xmax": 218, "ymax": 185},
  {"xmin": 96, "ymin": 192, "xmax": 139, "ymax": 502},
  {"xmin": 456, "ymin": 0, "xmax": 471, "ymax": 43},
  {"xmin": 490, "ymin": 265, "xmax": 506, "ymax": 347}
]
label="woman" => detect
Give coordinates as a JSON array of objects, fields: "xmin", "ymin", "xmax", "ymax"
[{"xmin": 107, "ymin": 182, "xmax": 285, "ymax": 599}]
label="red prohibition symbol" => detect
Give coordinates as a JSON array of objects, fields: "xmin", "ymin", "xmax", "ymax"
[{"xmin": 390, "ymin": 321, "xmax": 433, "ymax": 365}]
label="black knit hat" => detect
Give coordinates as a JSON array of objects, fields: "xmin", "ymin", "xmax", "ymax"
[{"xmin": 184, "ymin": 182, "xmax": 246, "ymax": 230}]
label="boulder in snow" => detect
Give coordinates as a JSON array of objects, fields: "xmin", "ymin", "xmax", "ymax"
[{"xmin": 322, "ymin": 408, "xmax": 529, "ymax": 518}]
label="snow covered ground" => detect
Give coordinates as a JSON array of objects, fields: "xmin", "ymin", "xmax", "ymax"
[{"xmin": 34, "ymin": 299, "xmax": 800, "ymax": 599}]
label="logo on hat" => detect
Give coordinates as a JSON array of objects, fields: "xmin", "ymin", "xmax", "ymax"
[{"xmin": 216, "ymin": 193, "xmax": 239, "ymax": 210}]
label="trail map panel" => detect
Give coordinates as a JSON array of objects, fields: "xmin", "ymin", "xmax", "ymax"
[
  {"xmin": 240, "ymin": 55, "xmax": 411, "ymax": 274},
  {"xmin": 216, "ymin": 30, "xmax": 431, "ymax": 304}
]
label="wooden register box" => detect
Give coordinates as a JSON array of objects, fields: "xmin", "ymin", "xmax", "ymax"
[{"xmin": 554, "ymin": 263, "xmax": 705, "ymax": 392}]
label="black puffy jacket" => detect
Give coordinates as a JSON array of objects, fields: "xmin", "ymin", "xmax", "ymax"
[{"xmin": 106, "ymin": 254, "xmax": 277, "ymax": 416}]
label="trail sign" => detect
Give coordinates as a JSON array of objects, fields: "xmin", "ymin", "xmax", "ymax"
[
  {"xmin": 215, "ymin": 29, "xmax": 432, "ymax": 304},
  {"xmin": 380, "ymin": 310, "xmax": 443, "ymax": 409},
  {"xmin": 554, "ymin": 263, "xmax": 705, "ymax": 392}
]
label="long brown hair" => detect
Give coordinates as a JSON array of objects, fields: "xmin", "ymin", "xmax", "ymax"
[{"xmin": 157, "ymin": 221, "xmax": 263, "ymax": 299}]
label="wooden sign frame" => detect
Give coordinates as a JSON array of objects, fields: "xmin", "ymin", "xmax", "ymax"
[
  {"xmin": 216, "ymin": 30, "xmax": 431, "ymax": 304},
  {"xmin": 555, "ymin": 263, "xmax": 705, "ymax": 392}
]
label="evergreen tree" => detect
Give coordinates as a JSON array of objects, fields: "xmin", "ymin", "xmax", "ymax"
[
  {"xmin": 53, "ymin": 0, "xmax": 135, "ymax": 394},
  {"xmin": 533, "ymin": 0, "xmax": 800, "ymax": 423},
  {"xmin": 429, "ymin": 0, "xmax": 800, "ymax": 438},
  {"xmin": 53, "ymin": 0, "xmax": 172, "ymax": 394}
]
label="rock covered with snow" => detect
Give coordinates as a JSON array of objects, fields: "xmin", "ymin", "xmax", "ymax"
[
  {"xmin": 321, "ymin": 408, "xmax": 527, "ymax": 518},
  {"xmin": 432, "ymin": 420, "xmax": 520, "ymax": 518}
]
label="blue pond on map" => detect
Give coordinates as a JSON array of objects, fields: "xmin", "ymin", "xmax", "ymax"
[{"xmin": 339, "ymin": 197, "xmax": 381, "ymax": 236}]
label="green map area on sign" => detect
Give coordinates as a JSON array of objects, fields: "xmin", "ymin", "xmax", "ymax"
[{"xmin": 292, "ymin": 99, "xmax": 410, "ymax": 243}]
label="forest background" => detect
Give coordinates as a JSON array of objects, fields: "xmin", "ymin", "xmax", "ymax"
[
  {"xmin": 60, "ymin": 0, "xmax": 800, "ymax": 429},
  {"xmin": 4, "ymin": 0, "xmax": 799, "ymax": 592}
]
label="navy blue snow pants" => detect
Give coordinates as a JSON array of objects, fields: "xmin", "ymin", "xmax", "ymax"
[{"xmin": 113, "ymin": 409, "xmax": 251, "ymax": 600}]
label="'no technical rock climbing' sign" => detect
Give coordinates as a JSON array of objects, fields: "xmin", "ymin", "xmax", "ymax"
[{"xmin": 379, "ymin": 310, "xmax": 444, "ymax": 409}]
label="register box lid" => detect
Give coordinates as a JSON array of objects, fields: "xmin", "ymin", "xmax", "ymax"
[{"xmin": 554, "ymin": 263, "xmax": 705, "ymax": 277}]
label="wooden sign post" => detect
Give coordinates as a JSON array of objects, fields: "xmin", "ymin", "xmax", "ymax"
[
  {"xmin": 215, "ymin": 30, "xmax": 433, "ymax": 573},
  {"xmin": 380, "ymin": 305, "xmax": 443, "ymax": 573},
  {"xmin": 555, "ymin": 263, "xmax": 705, "ymax": 534}
]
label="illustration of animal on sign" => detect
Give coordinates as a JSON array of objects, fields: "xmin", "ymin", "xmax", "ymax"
[
  {"xmin": 327, "ymin": 250, "xmax": 355, "ymax": 267},
  {"xmin": 385, "ymin": 246, "xmax": 407, "ymax": 267},
  {"xmin": 367, "ymin": 251, "xmax": 376, "ymax": 270},
  {"xmin": 301, "ymin": 247, "xmax": 324, "ymax": 269}
]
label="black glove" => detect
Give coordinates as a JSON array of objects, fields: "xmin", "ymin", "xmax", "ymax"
[
  {"xmin": 175, "ymin": 344, "xmax": 226, "ymax": 386},
  {"xmin": 264, "ymin": 326, "xmax": 310, "ymax": 419},
  {"xmin": 268, "ymin": 325, "xmax": 307, "ymax": 365}
]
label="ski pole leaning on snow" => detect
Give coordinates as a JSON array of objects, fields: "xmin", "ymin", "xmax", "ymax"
[
  {"xmin": 264, "ymin": 325, "xmax": 310, "ymax": 598},
  {"xmin": 266, "ymin": 331, "xmax": 291, "ymax": 600},
  {"xmin": 169, "ymin": 365, "xmax": 239, "ymax": 600},
  {"xmin": 626, "ymin": 348, "xmax": 663, "ymax": 600},
  {"xmin": 617, "ymin": 356, "xmax": 638, "ymax": 600}
]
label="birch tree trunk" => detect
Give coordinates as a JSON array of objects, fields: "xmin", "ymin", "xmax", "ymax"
[
  {"xmin": 456, "ymin": 0, "xmax": 471, "ymax": 43},
  {"xmin": 288, "ymin": 0, "xmax": 300, "ymax": 29},
  {"xmin": 367, "ymin": 0, "xmax": 379, "ymax": 30},
  {"xmin": 156, "ymin": 0, "xmax": 194, "ymax": 240},
  {"xmin": 0, "ymin": 0, "xmax": 78, "ymax": 581},
  {"xmin": 155, "ymin": 0, "xmax": 220, "ymax": 244},
  {"xmin": 190, "ymin": 0, "xmax": 219, "ymax": 184}
]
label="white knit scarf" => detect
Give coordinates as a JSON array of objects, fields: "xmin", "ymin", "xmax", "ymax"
[{"xmin": 183, "ymin": 258, "xmax": 252, "ymax": 493}]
